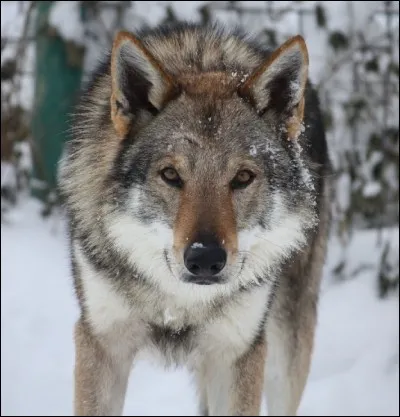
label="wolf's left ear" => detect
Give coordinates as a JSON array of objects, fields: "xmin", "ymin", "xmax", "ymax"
[
  {"xmin": 110, "ymin": 31, "xmax": 178, "ymax": 138},
  {"xmin": 239, "ymin": 35, "xmax": 309, "ymax": 140}
]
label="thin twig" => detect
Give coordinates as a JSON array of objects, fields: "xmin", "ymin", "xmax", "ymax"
[{"xmin": 3, "ymin": 1, "xmax": 36, "ymax": 106}]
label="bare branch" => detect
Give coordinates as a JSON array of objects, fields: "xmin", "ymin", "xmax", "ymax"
[
  {"xmin": 316, "ymin": 34, "xmax": 388, "ymax": 90},
  {"xmin": 2, "ymin": 1, "xmax": 37, "ymax": 105}
]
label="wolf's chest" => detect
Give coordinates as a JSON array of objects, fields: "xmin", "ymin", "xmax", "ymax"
[{"xmin": 148, "ymin": 322, "xmax": 196, "ymax": 356}]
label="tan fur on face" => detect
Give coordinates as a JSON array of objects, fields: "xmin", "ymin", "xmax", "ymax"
[
  {"xmin": 173, "ymin": 185, "xmax": 238, "ymax": 260},
  {"xmin": 178, "ymin": 72, "xmax": 240, "ymax": 99}
]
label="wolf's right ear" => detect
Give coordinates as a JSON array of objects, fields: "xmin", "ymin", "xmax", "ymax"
[{"xmin": 110, "ymin": 31, "xmax": 178, "ymax": 138}]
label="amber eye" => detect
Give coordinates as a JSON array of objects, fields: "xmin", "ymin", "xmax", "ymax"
[
  {"xmin": 230, "ymin": 170, "xmax": 255, "ymax": 190},
  {"xmin": 160, "ymin": 167, "xmax": 183, "ymax": 188}
]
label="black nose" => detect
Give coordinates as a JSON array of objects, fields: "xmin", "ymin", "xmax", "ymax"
[{"xmin": 184, "ymin": 242, "xmax": 227, "ymax": 277}]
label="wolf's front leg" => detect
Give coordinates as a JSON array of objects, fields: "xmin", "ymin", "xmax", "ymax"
[
  {"xmin": 264, "ymin": 313, "xmax": 316, "ymax": 416},
  {"xmin": 74, "ymin": 319, "xmax": 134, "ymax": 416},
  {"xmin": 197, "ymin": 338, "xmax": 266, "ymax": 416}
]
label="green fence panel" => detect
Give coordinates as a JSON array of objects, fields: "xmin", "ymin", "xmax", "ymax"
[{"xmin": 31, "ymin": 1, "xmax": 85, "ymax": 202}]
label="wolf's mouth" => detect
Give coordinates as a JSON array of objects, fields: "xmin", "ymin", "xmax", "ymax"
[{"xmin": 183, "ymin": 275, "xmax": 226, "ymax": 285}]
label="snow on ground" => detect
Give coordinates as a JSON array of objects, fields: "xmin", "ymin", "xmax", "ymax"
[{"xmin": 1, "ymin": 197, "xmax": 398, "ymax": 416}]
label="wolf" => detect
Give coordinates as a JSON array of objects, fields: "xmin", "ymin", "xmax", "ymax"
[{"xmin": 58, "ymin": 21, "xmax": 332, "ymax": 416}]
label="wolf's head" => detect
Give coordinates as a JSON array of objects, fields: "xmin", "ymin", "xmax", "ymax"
[{"xmin": 67, "ymin": 27, "xmax": 321, "ymax": 301}]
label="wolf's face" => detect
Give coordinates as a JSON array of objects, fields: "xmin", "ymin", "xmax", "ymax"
[{"xmin": 105, "ymin": 31, "xmax": 318, "ymax": 298}]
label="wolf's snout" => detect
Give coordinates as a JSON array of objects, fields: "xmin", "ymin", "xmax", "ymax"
[{"xmin": 184, "ymin": 241, "xmax": 227, "ymax": 279}]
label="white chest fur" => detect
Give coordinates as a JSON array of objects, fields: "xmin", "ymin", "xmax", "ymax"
[{"xmin": 74, "ymin": 241, "xmax": 271, "ymax": 363}]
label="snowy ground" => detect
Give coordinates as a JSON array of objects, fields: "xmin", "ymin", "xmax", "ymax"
[{"xmin": 1, "ymin": 197, "xmax": 399, "ymax": 416}]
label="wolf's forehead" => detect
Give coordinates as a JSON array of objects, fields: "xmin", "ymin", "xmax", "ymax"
[
  {"xmin": 159, "ymin": 108, "xmax": 265, "ymax": 156},
  {"xmin": 177, "ymin": 72, "xmax": 246, "ymax": 99}
]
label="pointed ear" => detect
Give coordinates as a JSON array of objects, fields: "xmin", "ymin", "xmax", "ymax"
[
  {"xmin": 110, "ymin": 31, "xmax": 178, "ymax": 138},
  {"xmin": 239, "ymin": 35, "xmax": 309, "ymax": 140}
]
